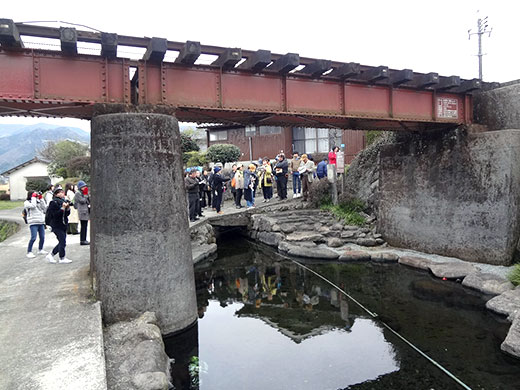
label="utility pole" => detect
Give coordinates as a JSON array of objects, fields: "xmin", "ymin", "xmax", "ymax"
[{"xmin": 468, "ymin": 11, "xmax": 492, "ymax": 80}]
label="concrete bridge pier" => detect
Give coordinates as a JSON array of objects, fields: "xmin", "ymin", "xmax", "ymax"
[{"xmin": 90, "ymin": 110, "xmax": 197, "ymax": 334}]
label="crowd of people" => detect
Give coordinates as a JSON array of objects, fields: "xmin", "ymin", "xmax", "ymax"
[
  {"xmin": 184, "ymin": 147, "xmax": 341, "ymax": 222},
  {"xmin": 23, "ymin": 180, "xmax": 90, "ymax": 263}
]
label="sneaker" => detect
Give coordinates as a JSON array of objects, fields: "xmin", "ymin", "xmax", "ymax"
[
  {"xmin": 26, "ymin": 252, "xmax": 36, "ymax": 259},
  {"xmin": 80, "ymin": 241, "xmax": 90, "ymax": 246},
  {"xmin": 217, "ymin": 211, "xmax": 224, "ymax": 214},
  {"xmin": 46, "ymin": 253, "xmax": 57, "ymax": 263},
  {"xmin": 37, "ymin": 249, "xmax": 48, "ymax": 255},
  {"xmin": 59, "ymin": 257, "xmax": 72, "ymax": 264}
]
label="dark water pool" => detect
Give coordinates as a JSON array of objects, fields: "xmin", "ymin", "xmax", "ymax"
[{"xmin": 165, "ymin": 240, "xmax": 520, "ymax": 390}]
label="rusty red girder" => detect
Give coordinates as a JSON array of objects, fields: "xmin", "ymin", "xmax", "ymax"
[{"xmin": 0, "ymin": 29, "xmax": 474, "ymax": 131}]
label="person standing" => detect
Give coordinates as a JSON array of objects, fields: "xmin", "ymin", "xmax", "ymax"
[
  {"xmin": 185, "ymin": 169, "xmax": 200, "ymax": 222},
  {"xmin": 74, "ymin": 180, "xmax": 90, "ymax": 245},
  {"xmin": 65, "ymin": 183, "xmax": 79, "ymax": 234},
  {"xmin": 316, "ymin": 158, "xmax": 328, "ymax": 180},
  {"xmin": 45, "ymin": 188, "xmax": 72, "ymax": 264},
  {"xmin": 274, "ymin": 154, "xmax": 289, "ymax": 200},
  {"xmin": 24, "ymin": 191, "xmax": 47, "ymax": 258},
  {"xmin": 243, "ymin": 164, "xmax": 257, "ymax": 208},
  {"xmin": 233, "ymin": 164, "xmax": 244, "ymax": 209},
  {"xmin": 201, "ymin": 169, "xmax": 212, "ymax": 209},
  {"xmin": 298, "ymin": 153, "xmax": 316, "ymax": 201},
  {"xmin": 289, "ymin": 152, "xmax": 301, "ymax": 198},
  {"xmin": 211, "ymin": 166, "xmax": 229, "ymax": 214},
  {"xmin": 230, "ymin": 164, "xmax": 238, "ymax": 205},
  {"xmin": 195, "ymin": 170, "xmax": 204, "ymax": 218},
  {"xmin": 259, "ymin": 157, "xmax": 273, "ymax": 202},
  {"xmin": 43, "ymin": 184, "xmax": 54, "ymax": 206},
  {"xmin": 328, "ymin": 146, "xmax": 339, "ymax": 167}
]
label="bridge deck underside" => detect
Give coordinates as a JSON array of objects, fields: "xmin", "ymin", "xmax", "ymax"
[{"xmin": 0, "ymin": 49, "xmax": 472, "ymax": 130}]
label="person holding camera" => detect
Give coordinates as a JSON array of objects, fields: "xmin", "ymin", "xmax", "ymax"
[
  {"xmin": 74, "ymin": 180, "xmax": 90, "ymax": 245},
  {"xmin": 24, "ymin": 191, "xmax": 47, "ymax": 258},
  {"xmin": 45, "ymin": 187, "xmax": 72, "ymax": 264}
]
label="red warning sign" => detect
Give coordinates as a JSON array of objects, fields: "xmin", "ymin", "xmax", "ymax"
[{"xmin": 437, "ymin": 97, "xmax": 459, "ymax": 119}]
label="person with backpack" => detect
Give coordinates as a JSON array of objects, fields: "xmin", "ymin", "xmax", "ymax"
[
  {"xmin": 45, "ymin": 188, "xmax": 72, "ymax": 264},
  {"xmin": 43, "ymin": 184, "xmax": 54, "ymax": 206},
  {"xmin": 24, "ymin": 191, "xmax": 47, "ymax": 258},
  {"xmin": 74, "ymin": 180, "xmax": 90, "ymax": 246}
]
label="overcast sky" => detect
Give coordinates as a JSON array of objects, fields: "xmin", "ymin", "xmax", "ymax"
[{"xmin": 1, "ymin": 0, "xmax": 518, "ymax": 132}]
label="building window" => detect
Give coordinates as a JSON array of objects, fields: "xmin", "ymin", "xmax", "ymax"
[
  {"xmin": 245, "ymin": 126, "xmax": 256, "ymax": 137},
  {"xmin": 259, "ymin": 126, "xmax": 282, "ymax": 136},
  {"xmin": 209, "ymin": 130, "xmax": 228, "ymax": 141},
  {"xmin": 292, "ymin": 127, "xmax": 329, "ymax": 154}
]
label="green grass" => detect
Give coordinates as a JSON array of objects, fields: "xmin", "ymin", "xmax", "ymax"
[
  {"xmin": 0, "ymin": 221, "xmax": 20, "ymax": 242},
  {"xmin": 0, "ymin": 200, "xmax": 24, "ymax": 210},
  {"xmin": 508, "ymin": 264, "xmax": 520, "ymax": 286},
  {"xmin": 320, "ymin": 199, "xmax": 366, "ymax": 226}
]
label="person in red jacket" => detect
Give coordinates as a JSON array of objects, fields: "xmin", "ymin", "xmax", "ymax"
[{"xmin": 328, "ymin": 146, "xmax": 339, "ymax": 166}]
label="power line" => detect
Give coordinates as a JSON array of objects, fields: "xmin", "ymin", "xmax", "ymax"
[{"xmin": 468, "ymin": 11, "xmax": 492, "ymax": 81}]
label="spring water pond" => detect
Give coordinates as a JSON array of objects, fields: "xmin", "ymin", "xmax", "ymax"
[{"xmin": 165, "ymin": 239, "xmax": 520, "ymax": 390}]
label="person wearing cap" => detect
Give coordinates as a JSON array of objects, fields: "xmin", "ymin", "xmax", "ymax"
[
  {"xmin": 185, "ymin": 168, "xmax": 200, "ymax": 222},
  {"xmin": 210, "ymin": 166, "xmax": 229, "ymax": 214},
  {"xmin": 298, "ymin": 154, "xmax": 316, "ymax": 201},
  {"xmin": 45, "ymin": 188, "xmax": 72, "ymax": 264},
  {"xmin": 274, "ymin": 154, "xmax": 289, "ymax": 200},
  {"xmin": 74, "ymin": 180, "xmax": 90, "ymax": 245}
]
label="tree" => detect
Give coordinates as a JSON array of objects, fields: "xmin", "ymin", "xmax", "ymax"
[
  {"xmin": 25, "ymin": 179, "xmax": 49, "ymax": 193},
  {"xmin": 67, "ymin": 156, "xmax": 91, "ymax": 182},
  {"xmin": 39, "ymin": 140, "xmax": 90, "ymax": 177},
  {"xmin": 181, "ymin": 133, "xmax": 200, "ymax": 164},
  {"xmin": 206, "ymin": 144, "xmax": 241, "ymax": 164},
  {"xmin": 185, "ymin": 151, "xmax": 208, "ymax": 168}
]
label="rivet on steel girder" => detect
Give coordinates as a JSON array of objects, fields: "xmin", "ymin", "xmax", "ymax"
[
  {"xmin": 237, "ymin": 50, "xmax": 271, "ymax": 73},
  {"xmin": 328, "ymin": 62, "xmax": 361, "ymax": 79},
  {"xmin": 101, "ymin": 32, "xmax": 118, "ymax": 59},
  {"xmin": 175, "ymin": 41, "xmax": 201, "ymax": 65},
  {"xmin": 212, "ymin": 48, "xmax": 242, "ymax": 70},
  {"xmin": 297, "ymin": 59, "xmax": 332, "ymax": 78},
  {"xmin": 60, "ymin": 27, "xmax": 78, "ymax": 55},
  {"xmin": 143, "ymin": 37, "xmax": 167, "ymax": 63},
  {"xmin": 267, "ymin": 53, "xmax": 299, "ymax": 74},
  {"xmin": 0, "ymin": 19, "xmax": 24, "ymax": 48}
]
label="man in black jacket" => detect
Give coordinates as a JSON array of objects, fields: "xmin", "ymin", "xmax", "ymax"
[
  {"xmin": 185, "ymin": 169, "xmax": 200, "ymax": 222},
  {"xmin": 45, "ymin": 188, "xmax": 72, "ymax": 264},
  {"xmin": 274, "ymin": 154, "xmax": 289, "ymax": 200}
]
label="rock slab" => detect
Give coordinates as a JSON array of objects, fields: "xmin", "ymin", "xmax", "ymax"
[
  {"xmin": 501, "ymin": 314, "xmax": 520, "ymax": 359},
  {"xmin": 398, "ymin": 256, "xmax": 434, "ymax": 270},
  {"xmin": 339, "ymin": 250, "xmax": 371, "ymax": 262},
  {"xmin": 462, "ymin": 272, "xmax": 515, "ymax": 296},
  {"xmin": 486, "ymin": 287, "xmax": 520, "ymax": 317},
  {"xmin": 429, "ymin": 262, "xmax": 478, "ymax": 279}
]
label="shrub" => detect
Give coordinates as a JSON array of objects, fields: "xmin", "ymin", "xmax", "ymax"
[
  {"xmin": 320, "ymin": 197, "xmax": 367, "ymax": 226},
  {"xmin": 0, "ymin": 193, "xmax": 10, "ymax": 201},
  {"xmin": 0, "ymin": 221, "xmax": 19, "ymax": 242},
  {"xmin": 26, "ymin": 179, "xmax": 49, "ymax": 193},
  {"xmin": 185, "ymin": 151, "xmax": 208, "ymax": 168},
  {"xmin": 366, "ymin": 130, "xmax": 383, "ymax": 146},
  {"xmin": 508, "ymin": 264, "xmax": 520, "ymax": 286},
  {"xmin": 206, "ymin": 144, "xmax": 241, "ymax": 164}
]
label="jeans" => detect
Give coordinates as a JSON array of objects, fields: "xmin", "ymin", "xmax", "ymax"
[
  {"xmin": 28, "ymin": 224, "xmax": 45, "ymax": 253},
  {"xmin": 246, "ymin": 199, "xmax": 255, "ymax": 207},
  {"xmin": 292, "ymin": 172, "xmax": 301, "ymax": 194},
  {"xmin": 52, "ymin": 228, "xmax": 67, "ymax": 259}
]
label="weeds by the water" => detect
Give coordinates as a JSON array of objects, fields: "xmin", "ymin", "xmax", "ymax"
[
  {"xmin": 508, "ymin": 264, "xmax": 520, "ymax": 286},
  {"xmin": 321, "ymin": 198, "xmax": 366, "ymax": 226}
]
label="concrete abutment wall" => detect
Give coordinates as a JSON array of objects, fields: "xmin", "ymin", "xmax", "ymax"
[{"xmin": 91, "ymin": 112, "xmax": 197, "ymax": 334}]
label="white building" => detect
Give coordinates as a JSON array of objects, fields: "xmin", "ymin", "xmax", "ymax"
[{"xmin": 0, "ymin": 158, "xmax": 62, "ymax": 200}]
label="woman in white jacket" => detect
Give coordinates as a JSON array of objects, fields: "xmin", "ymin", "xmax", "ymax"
[{"xmin": 24, "ymin": 191, "xmax": 47, "ymax": 258}]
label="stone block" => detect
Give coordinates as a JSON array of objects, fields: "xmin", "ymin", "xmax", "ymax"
[
  {"xmin": 371, "ymin": 252, "xmax": 399, "ymax": 263},
  {"xmin": 132, "ymin": 372, "xmax": 169, "ymax": 390},
  {"xmin": 339, "ymin": 250, "xmax": 371, "ymax": 262},
  {"xmin": 462, "ymin": 272, "xmax": 515, "ymax": 296},
  {"xmin": 286, "ymin": 232, "xmax": 324, "ymax": 242},
  {"xmin": 356, "ymin": 238, "xmax": 377, "ymax": 247},
  {"xmin": 501, "ymin": 314, "xmax": 520, "ymax": 359},
  {"xmin": 287, "ymin": 245, "xmax": 339, "ymax": 260},
  {"xmin": 327, "ymin": 237, "xmax": 343, "ymax": 248},
  {"xmin": 429, "ymin": 262, "xmax": 478, "ymax": 279},
  {"xmin": 398, "ymin": 256, "xmax": 434, "ymax": 270},
  {"xmin": 486, "ymin": 287, "xmax": 520, "ymax": 317},
  {"xmin": 257, "ymin": 231, "xmax": 283, "ymax": 247}
]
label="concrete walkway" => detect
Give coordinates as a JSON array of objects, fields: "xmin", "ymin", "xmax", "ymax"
[{"xmin": 0, "ymin": 207, "xmax": 106, "ymax": 390}]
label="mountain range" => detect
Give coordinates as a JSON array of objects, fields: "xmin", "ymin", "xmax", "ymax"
[{"xmin": 0, "ymin": 123, "xmax": 90, "ymax": 174}]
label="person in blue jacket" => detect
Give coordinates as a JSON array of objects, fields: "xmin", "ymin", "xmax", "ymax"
[{"xmin": 316, "ymin": 158, "xmax": 328, "ymax": 180}]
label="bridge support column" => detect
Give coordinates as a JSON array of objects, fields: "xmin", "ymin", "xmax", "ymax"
[{"xmin": 91, "ymin": 112, "xmax": 196, "ymax": 334}]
